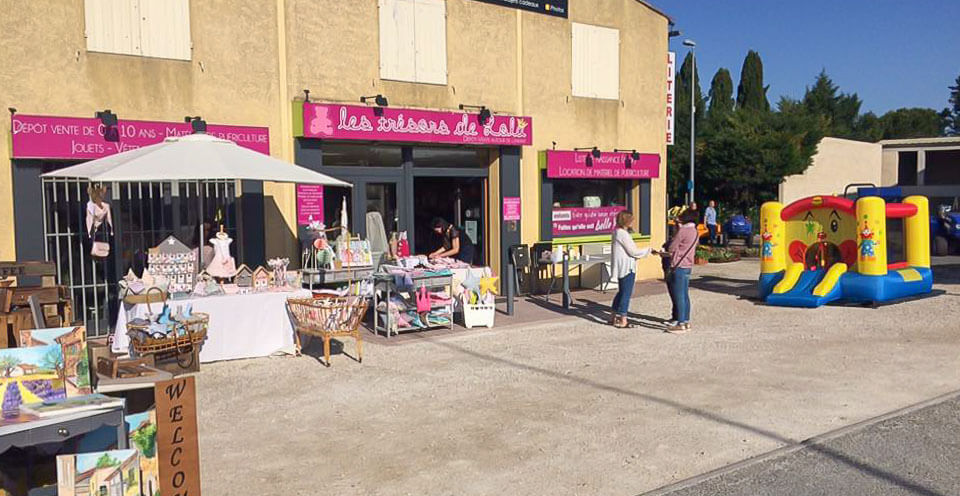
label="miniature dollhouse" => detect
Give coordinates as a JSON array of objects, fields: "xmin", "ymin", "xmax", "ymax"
[
  {"xmin": 252, "ymin": 266, "xmax": 271, "ymax": 292},
  {"xmin": 147, "ymin": 235, "xmax": 197, "ymax": 294},
  {"xmin": 234, "ymin": 264, "xmax": 254, "ymax": 288}
]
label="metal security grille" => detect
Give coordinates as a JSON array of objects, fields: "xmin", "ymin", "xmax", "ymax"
[{"xmin": 42, "ymin": 177, "xmax": 238, "ymax": 337}]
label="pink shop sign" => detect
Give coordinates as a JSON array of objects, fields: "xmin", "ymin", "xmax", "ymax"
[
  {"xmin": 552, "ymin": 206, "xmax": 626, "ymax": 237},
  {"xmin": 545, "ymin": 150, "xmax": 660, "ymax": 180},
  {"xmin": 11, "ymin": 114, "xmax": 270, "ymax": 159},
  {"xmin": 303, "ymin": 103, "xmax": 533, "ymax": 146},
  {"xmin": 296, "ymin": 184, "xmax": 324, "ymax": 226}
]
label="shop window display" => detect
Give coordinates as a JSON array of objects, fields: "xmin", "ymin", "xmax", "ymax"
[{"xmin": 550, "ymin": 179, "xmax": 631, "ymax": 238}]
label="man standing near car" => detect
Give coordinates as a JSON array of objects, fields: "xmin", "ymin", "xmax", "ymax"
[{"xmin": 704, "ymin": 200, "xmax": 718, "ymax": 245}]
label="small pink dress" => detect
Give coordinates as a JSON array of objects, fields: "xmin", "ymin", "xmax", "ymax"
[{"xmin": 207, "ymin": 236, "xmax": 237, "ymax": 278}]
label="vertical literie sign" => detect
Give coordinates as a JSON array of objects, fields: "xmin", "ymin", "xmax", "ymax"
[
  {"xmin": 666, "ymin": 52, "xmax": 676, "ymax": 145},
  {"xmin": 156, "ymin": 376, "xmax": 202, "ymax": 496}
]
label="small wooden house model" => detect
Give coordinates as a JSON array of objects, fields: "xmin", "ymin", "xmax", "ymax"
[
  {"xmin": 252, "ymin": 266, "xmax": 271, "ymax": 291},
  {"xmin": 147, "ymin": 235, "xmax": 197, "ymax": 294},
  {"xmin": 234, "ymin": 264, "xmax": 254, "ymax": 288}
]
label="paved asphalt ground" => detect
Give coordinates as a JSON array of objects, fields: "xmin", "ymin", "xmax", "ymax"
[{"xmin": 649, "ymin": 394, "xmax": 960, "ymax": 496}]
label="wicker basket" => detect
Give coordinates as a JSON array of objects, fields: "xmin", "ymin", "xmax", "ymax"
[
  {"xmin": 124, "ymin": 288, "xmax": 208, "ymax": 356},
  {"xmin": 127, "ymin": 314, "xmax": 209, "ymax": 355},
  {"xmin": 121, "ymin": 286, "xmax": 169, "ymax": 305},
  {"xmin": 287, "ymin": 295, "xmax": 368, "ymax": 366}
]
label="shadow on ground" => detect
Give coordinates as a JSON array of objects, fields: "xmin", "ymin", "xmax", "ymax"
[
  {"xmin": 523, "ymin": 295, "xmax": 669, "ymax": 330},
  {"xmin": 418, "ymin": 337, "xmax": 951, "ymax": 496}
]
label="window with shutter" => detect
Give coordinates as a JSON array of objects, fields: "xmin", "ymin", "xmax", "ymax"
[
  {"xmin": 379, "ymin": 0, "xmax": 447, "ymax": 85},
  {"xmin": 84, "ymin": 0, "xmax": 191, "ymax": 61},
  {"xmin": 571, "ymin": 23, "xmax": 620, "ymax": 100}
]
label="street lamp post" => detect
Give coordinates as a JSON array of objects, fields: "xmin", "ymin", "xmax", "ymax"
[{"xmin": 683, "ymin": 39, "xmax": 696, "ymax": 205}]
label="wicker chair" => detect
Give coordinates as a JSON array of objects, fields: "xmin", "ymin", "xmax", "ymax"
[{"xmin": 287, "ymin": 296, "xmax": 368, "ymax": 366}]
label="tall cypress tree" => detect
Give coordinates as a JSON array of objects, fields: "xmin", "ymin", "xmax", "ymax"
[
  {"xmin": 944, "ymin": 74, "xmax": 960, "ymax": 136},
  {"xmin": 736, "ymin": 51, "xmax": 770, "ymax": 112},
  {"xmin": 707, "ymin": 68, "xmax": 734, "ymax": 122}
]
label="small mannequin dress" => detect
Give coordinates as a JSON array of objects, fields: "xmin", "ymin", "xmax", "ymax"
[{"xmin": 207, "ymin": 235, "xmax": 237, "ymax": 278}]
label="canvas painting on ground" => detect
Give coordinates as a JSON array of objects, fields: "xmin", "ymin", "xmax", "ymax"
[
  {"xmin": 127, "ymin": 410, "xmax": 160, "ymax": 496},
  {"xmin": 19, "ymin": 326, "xmax": 92, "ymax": 396},
  {"xmin": 57, "ymin": 449, "xmax": 142, "ymax": 496},
  {"xmin": 0, "ymin": 344, "xmax": 67, "ymax": 420}
]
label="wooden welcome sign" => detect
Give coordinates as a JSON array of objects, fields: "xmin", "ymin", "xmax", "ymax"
[{"xmin": 155, "ymin": 376, "xmax": 202, "ymax": 496}]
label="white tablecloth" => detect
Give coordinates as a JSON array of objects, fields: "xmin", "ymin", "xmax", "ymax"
[{"xmin": 114, "ymin": 290, "xmax": 310, "ymax": 363}]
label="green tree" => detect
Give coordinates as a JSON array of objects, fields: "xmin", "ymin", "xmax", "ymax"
[
  {"xmin": 801, "ymin": 70, "xmax": 865, "ymax": 139},
  {"xmin": 0, "ymin": 355, "xmax": 21, "ymax": 378},
  {"xmin": 76, "ymin": 354, "xmax": 90, "ymax": 388},
  {"xmin": 707, "ymin": 68, "xmax": 735, "ymax": 123},
  {"xmin": 699, "ymin": 97, "xmax": 823, "ymax": 213},
  {"xmin": 736, "ymin": 51, "xmax": 770, "ymax": 112},
  {"xmin": 667, "ymin": 51, "xmax": 705, "ymax": 204},
  {"xmin": 40, "ymin": 348, "xmax": 64, "ymax": 378},
  {"xmin": 879, "ymin": 108, "xmax": 946, "ymax": 139},
  {"xmin": 943, "ymin": 74, "xmax": 960, "ymax": 136},
  {"xmin": 95, "ymin": 453, "xmax": 120, "ymax": 469},
  {"xmin": 132, "ymin": 423, "xmax": 158, "ymax": 458}
]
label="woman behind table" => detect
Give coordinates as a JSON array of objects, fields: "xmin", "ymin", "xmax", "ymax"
[
  {"xmin": 661, "ymin": 208, "xmax": 698, "ymax": 333},
  {"xmin": 609, "ymin": 211, "xmax": 650, "ymax": 329},
  {"xmin": 428, "ymin": 217, "xmax": 476, "ymax": 264}
]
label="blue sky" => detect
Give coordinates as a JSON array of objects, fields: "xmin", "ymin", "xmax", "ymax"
[{"xmin": 658, "ymin": 0, "xmax": 960, "ymax": 114}]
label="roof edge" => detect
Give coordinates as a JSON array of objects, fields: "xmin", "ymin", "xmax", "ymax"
[{"xmin": 634, "ymin": 0, "xmax": 673, "ymax": 23}]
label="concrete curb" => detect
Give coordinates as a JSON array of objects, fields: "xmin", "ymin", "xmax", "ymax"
[{"xmin": 639, "ymin": 388, "xmax": 960, "ymax": 495}]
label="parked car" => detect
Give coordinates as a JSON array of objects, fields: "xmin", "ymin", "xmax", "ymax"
[
  {"xmin": 932, "ymin": 206, "xmax": 960, "ymax": 256},
  {"xmin": 723, "ymin": 214, "xmax": 753, "ymax": 247}
]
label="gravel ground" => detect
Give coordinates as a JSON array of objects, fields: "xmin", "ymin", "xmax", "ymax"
[{"xmin": 195, "ymin": 258, "xmax": 960, "ymax": 496}]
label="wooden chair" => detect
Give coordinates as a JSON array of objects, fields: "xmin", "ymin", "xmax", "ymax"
[{"xmin": 287, "ymin": 296, "xmax": 368, "ymax": 367}]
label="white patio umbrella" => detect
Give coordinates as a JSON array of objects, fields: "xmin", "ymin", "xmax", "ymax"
[
  {"xmin": 41, "ymin": 133, "xmax": 352, "ymax": 268},
  {"xmin": 41, "ymin": 133, "xmax": 350, "ymax": 186}
]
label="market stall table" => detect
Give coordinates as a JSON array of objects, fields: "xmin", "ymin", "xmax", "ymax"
[
  {"xmin": 372, "ymin": 272, "xmax": 453, "ymax": 338},
  {"xmin": 114, "ymin": 289, "xmax": 310, "ymax": 362},
  {"xmin": 0, "ymin": 405, "xmax": 127, "ymax": 455}
]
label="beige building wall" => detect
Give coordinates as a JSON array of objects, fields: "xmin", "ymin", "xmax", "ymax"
[
  {"xmin": 779, "ymin": 137, "xmax": 882, "ymax": 205},
  {"xmin": 881, "ymin": 148, "xmax": 899, "ymax": 186},
  {"xmin": 2, "ymin": 0, "xmax": 669, "ymax": 279},
  {"xmin": 0, "ymin": 0, "xmax": 288, "ymax": 261}
]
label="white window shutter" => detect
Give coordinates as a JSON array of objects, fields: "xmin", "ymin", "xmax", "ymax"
[
  {"xmin": 571, "ymin": 23, "xmax": 619, "ymax": 100},
  {"xmin": 413, "ymin": 0, "xmax": 447, "ymax": 85},
  {"xmin": 379, "ymin": 0, "xmax": 417, "ymax": 82},
  {"xmin": 594, "ymin": 25, "xmax": 620, "ymax": 99},
  {"xmin": 140, "ymin": 0, "xmax": 192, "ymax": 60},
  {"xmin": 85, "ymin": 0, "xmax": 141, "ymax": 56}
]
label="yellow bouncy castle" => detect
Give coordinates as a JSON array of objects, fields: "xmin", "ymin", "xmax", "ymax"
[{"xmin": 759, "ymin": 195, "xmax": 933, "ymax": 307}]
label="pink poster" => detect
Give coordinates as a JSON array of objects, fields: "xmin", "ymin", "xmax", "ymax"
[
  {"xmin": 303, "ymin": 103, "xmax": 533, "ymax": 146},
  {"xmin": 503, "ymin": 197, "xmax": 521, "ymax": 221},
  {"xmin": 11, "ymin": 114, "xmax": 270, "ymax": 159},
  {"xmin": 552, "ymin": 206, "xmax": 626, "ymax": 237},
  {"xmin": 296, "ymin": 184, "xmax": 324, "ymax": 226},
  {"xmin": 545, "ymin": 150, "xmax": 660, "ymax": 180}
]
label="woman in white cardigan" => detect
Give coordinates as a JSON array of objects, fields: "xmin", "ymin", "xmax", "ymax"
[{"xmin": 609, "ymin": 211, "xmax": 650, "ymax": 328}]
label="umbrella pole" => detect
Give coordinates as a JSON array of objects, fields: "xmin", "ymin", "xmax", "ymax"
[{"xmin": 198, "ymin": 185, "xmax": 204, "ymax": 271}]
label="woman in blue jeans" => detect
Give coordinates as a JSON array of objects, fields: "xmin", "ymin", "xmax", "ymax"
[
  {"xmin": 609, "ymin": 211, "xmax": 651, "ymax": 328},
  {"xmin": 661, "ymin": 209, "xmax": 698, "ymax": 333}
]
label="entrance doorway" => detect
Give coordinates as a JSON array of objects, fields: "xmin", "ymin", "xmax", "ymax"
[{"xmin": 413, "ymin": 177, "xmax": 486, "ymax": 265}]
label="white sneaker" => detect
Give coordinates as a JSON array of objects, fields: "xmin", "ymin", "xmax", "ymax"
[{"xmin": 665, "ymin": 320, "xmax": 678, "ymax": 327}]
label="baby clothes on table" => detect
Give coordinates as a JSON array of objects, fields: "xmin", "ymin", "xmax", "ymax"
[{"xmin": 207, "ymin": 236, "xmax": 237, "ymax": 278}]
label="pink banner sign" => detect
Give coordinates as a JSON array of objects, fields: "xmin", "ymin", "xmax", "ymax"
[
  {"xmin": 11, "ymin": 114, "xmax": 270, "ymax": 159},
  {"xmin": 303, "ymin": 103, "xmax": 533, "ymax": 146},
  {"xmin": 296, "ymin": 184, "xmax": 324, "ymax": 226},
  {"xmin": 552, "ymin": 206, "xmax": 626, "ymax": 237},
  {"xmin": 502, "ymin": 197, "xmax": 521, "ymax": 221},
  {"xmin": 545, "ymin": 150, "xmax": 660, "ymax": 180}
]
